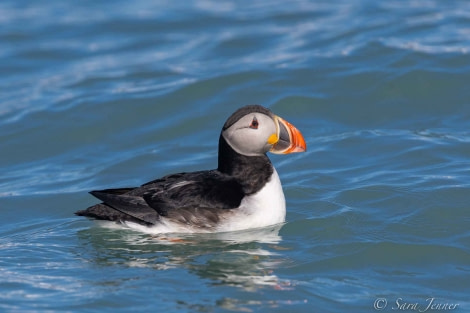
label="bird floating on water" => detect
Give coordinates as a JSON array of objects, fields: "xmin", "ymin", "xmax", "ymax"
[{"xmin": 76, "ymin": 105, "xmax": 306, "ymax": 233}]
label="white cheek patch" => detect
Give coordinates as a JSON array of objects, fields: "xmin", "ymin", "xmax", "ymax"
[
  {"xmin": 223, "ymin": 128, "xmax": 257, "ymax": 156},
  {"xmin": 222, "ymin": 114, "xmax": 276, "ymax": 157}
]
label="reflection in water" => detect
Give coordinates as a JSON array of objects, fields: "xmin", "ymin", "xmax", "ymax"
[{"xmin": 76, "ymin": 223, "xmax": 291, "ymax": 291}]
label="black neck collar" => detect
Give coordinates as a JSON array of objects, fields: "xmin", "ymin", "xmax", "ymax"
[{"xmin": 217, "ymin": 135, "xmax": 273, "ymax": 195}]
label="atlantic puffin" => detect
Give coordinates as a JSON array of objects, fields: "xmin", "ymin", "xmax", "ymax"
[{"xmin": 75, "ymin": 105, "xmax": 306, "ymax": 233}]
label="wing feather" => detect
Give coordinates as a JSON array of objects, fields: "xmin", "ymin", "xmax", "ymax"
[
  {"xmin": 82, "ymin": 170, "xmax": 245, "ymax": 227},
  {"xmin": 90, "ymin": 190, "xmax": 159, "ymax": 225}
]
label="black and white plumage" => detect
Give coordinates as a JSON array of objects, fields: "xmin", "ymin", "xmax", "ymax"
[{"xmin": 75, "ymin": 105, "xmax": 306, "ymax": 233}]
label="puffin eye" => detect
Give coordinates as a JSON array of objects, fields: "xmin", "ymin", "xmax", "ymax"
[{"xmin": 249, "ymin": 117, "xmax": 259, "ymax": 129}]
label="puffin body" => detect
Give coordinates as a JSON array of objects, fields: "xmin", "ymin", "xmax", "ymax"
[{"xmin": 75, "ymin": 105, "xmax": 306, "ymax": 233}]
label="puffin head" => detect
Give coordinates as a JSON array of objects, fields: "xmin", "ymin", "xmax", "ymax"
[{"xmin": 221, "ymin": 105, "xmax": 306, "ymax": 157}]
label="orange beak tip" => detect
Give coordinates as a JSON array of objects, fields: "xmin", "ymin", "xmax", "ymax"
[{"xmin": 272, "ymin": 116, "xmax": 307, "ymax": 154}]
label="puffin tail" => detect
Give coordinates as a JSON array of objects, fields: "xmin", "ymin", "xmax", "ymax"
[
  {"xmin": 75, "ymin": 203, "xmax": 132, "ymax": 223},
  {"xmin": 75, "ymin": 189, "xmax": 159, "ymax": 226},
  {"xmin": 75, "ymin": 188, "xmax": 134, "ymax": 221}
]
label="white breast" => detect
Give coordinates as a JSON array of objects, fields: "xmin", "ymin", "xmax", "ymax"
[{"xmin": 217, "ymin": 168, "xmax": 286, "ymax": 232}]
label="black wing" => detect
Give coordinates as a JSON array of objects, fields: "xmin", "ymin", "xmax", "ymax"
[
  {"xmin": 89, "ymin": 190, "xmax": 159, "ymax": 224},
  {"xmin": 142, "ymin": 171, "xmax": 244, "ymax": 215},
  {"xmin": 77, "ymin": 170, "xmax": 245, "ymax": 227}
]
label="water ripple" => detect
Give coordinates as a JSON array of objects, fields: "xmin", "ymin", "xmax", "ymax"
[{"xmin": 2, "ymin": 0, "xmax": 470, "ymax": 312}]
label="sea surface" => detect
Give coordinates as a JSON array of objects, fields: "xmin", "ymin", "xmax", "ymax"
[{"xmin": 1, "ymin": 0, "xmax": 470, "ymax": 312}]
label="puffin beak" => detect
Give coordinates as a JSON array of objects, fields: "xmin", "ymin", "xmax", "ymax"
[{"xmin": 269, "ymin": 116, "xmax": 307, "ymax": 154}]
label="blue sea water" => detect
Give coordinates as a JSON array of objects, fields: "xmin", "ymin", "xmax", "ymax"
[{"xmin": 1, "ymin": 0, "xmax": 470, "ymax": 312}]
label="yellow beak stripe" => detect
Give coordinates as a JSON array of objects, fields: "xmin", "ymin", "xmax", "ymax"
[{"xmin": 267, "ymin": 133, "xmax": 279, "ymax": 145}]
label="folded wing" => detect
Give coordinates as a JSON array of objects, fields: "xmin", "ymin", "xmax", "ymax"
[{"xmin": 76, "ymin": 170, "xmax": 245, "ymax": 227}]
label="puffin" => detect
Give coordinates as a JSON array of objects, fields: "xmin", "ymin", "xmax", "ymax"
[{"xmin": 75, "ymin": 105, "xmax": 306, "ymax": 233}]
